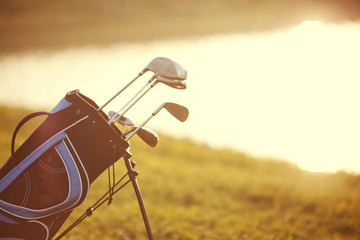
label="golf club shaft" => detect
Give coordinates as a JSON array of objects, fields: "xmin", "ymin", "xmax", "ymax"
[
  {"xmin": 112, "ymin": 76, "xmax": 186, "ymax": 124},
  {"xmin": 125, "ymin": 105, "xmax": 163, "ymax": 141},
  {"xmin": 108, "ymin": 76, "xmax": 156, "ymax": 124},
  {"xmin": 111, "ymin": 82, "xmax": 158, "ymax": 124},
  {"xmin": 121, "ymin": 127, "xmax": 136, "ymax": 137},
  {"xmin": 97, "ymin": 73, "xmax": 142, "ymax": 111}
]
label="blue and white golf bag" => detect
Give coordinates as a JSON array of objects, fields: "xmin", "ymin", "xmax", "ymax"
[{"xmin": 0, "ymin": 90, "xmax": 130, "ymax": 240}]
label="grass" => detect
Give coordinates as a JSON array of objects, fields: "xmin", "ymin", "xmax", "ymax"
[{"xmin": 0, "ymin": 105, "xmax": 360, "ymax": 240}]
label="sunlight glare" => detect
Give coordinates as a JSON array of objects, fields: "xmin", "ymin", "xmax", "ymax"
[
  {"xmin": 293, "ymin": 20, "xmax": 325, "ymax": 34},
  {"xmin": 1, "ymin": 21, "xmax": 360, "ymax": 173}
]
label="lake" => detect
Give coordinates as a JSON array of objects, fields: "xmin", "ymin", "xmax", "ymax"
[{"xmin": 1, "ymin": 20, "xmax": 360, "ymax": 173}]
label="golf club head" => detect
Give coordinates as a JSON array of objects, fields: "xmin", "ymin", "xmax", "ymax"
[
  {"xmin": 108, "ymin": 111, "xmax": 134, "ymax": 127},
  {"xmin": 125, "ymin": 102, "xmax": 189, "ymax": 141},
  {"xmin": 162, "ymin": 102, "xmax": 189, "ymax": 122},
  {"xmin": 156, "ymin": 76, "xmax": 186, "ymax": 90},
  {"xmin": 142, "ymin": 57, "xmax": 187, "ymax": 80},
  {"xmin": 136, "ymin": 127, "xmax": 159, "ymax": 148},
  {"xmin": 122, "ymin": 126, "xmax": 159, "ymax": 147}
]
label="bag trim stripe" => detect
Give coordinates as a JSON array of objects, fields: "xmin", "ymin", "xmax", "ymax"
[
  {"xmin": 0, "ymin": 116, "xmax": 89, "ymax": 220},
  {"xmin": 0, "ymin": 137, "xmax": 84, "ymax": 219},
  {"xmin": 19, "ymin": 172, "xmax": 30, "ymax": 207},
  {"xmin": 0, "ymin": 138, "xmax": 85, "ymax": 219},
  {"xmin": 28, "ymin": 220, "xmax": 50, "ymax": 240},
  {"xmin": 0, "ymin": 212, "xmax": 19, "ymax": 224},
  {"xmin": 0, "ymin": 116, "xmax": 88, "ymax": 192},
  {"xmin": 65, "ymin": 135, "xmax": 90, "ymax": 197}
]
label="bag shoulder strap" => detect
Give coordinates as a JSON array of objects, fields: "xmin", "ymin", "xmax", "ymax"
[{"xmin": 11, "ymin": 112, "xmax": 50, "ymax": 155}]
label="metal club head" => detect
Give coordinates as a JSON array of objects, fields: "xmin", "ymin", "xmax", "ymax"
[
  {"xmin": 160, "ymin": 102, "xmax": 189, "ymax": 122},
  {"xmin": 98, "ymin": 57, "xmax": 186, "ymax": 112},
  {"xmin": 155, "ymin": 76, "xmax": 186, "ymax": 90},
  {"xmin": 136, "ymin": 127, "xmax": 159, "ymax": 148},
  {"xmin": 122, "ymin": 126, "xmax": 159, "ymax": 147},
  {"xmin": 141, "ymin": 57, "xmax": 187, "ymax": 80},
  {"xmin": 108, "ymin": 111, "xmax": 134, "ymax": 127},
  {"xmin": 125, "ymin": 102, "xmax": 189, "ymax": 141},
  {"xmin": 109, "ymin": 76, "xmax": 187, "ymax": 125}
]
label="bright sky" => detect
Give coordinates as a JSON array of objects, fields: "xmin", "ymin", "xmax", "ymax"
[{"xmin": 1, "ymin": 20, "xmax": 359, "ymax": 173}]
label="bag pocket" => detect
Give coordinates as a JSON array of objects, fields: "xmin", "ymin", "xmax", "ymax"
[{"xmin": 0, "ymin": 131, "xmax": 89, "ymax": 220}]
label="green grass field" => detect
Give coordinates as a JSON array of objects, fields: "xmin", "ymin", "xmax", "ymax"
[{"xmin": 1, "ymin": 105, "xmax": 360, "ymax": 240}]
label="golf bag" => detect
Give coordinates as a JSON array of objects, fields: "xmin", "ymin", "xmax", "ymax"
[{"xmin": 0, "ymin": 90, "xmax": 130, "ymax": 240}]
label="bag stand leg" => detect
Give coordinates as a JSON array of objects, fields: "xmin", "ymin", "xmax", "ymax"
[{"xmin": 124, "ymin": 155, "xmax": 154, "ymax": 240}]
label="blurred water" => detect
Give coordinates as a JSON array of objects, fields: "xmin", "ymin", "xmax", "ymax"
[{"xmin": 1, "ymin": 21, "xmax": 360, "ymax": 173}]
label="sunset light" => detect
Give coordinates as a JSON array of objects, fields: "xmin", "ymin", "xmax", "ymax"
[
  {"xmin": 1, "ymin": 21, "xmax": 360, "ymax": 174},
  {"xmin": 294, "ymin": 20, "xmax": 325, "ymax": 34},
  {"xmin": 1, "ymin": 1, "xmax": 360, "ymax": 239}
]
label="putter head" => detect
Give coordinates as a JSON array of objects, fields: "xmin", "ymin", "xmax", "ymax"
[
  {"xmin": 156, "ymin": 76, "xmax": 186, "ymax": 90},
  {"xmin": 108, "ymin": 111, "xmax": 134, "ymax": 127},
  {"xmin": 163, "ymin": 102, "xmax": 189, "ymax": 122},
  {"xmin": 142, "ymin": 57, "xmax": 187, "ymax": 80}
]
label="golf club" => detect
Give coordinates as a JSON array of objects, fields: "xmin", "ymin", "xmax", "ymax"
[
  {"xmin": 141, "ymin": 57, "xmax": 187, "ymax": 80},
  {"xmin": 125, "ymin": 102, "xmax": 189, "ymax": 141},
  {"xmin": 108, "ymin": 111, "xmax": 134, "ymax": 127},
  {"xmin": 98, "ymin": 57, "xmax": 187, "ymax": 111},
  {"xmin": 109, "ymin": 76, "xmax": 187, "ymax": 124},
  {"xmin": 155, "ymin": 76, "xmax": 186, "ymax": 89},
  {"xmin": 122, "ymin": 127, "xmax": 159, "ymax": 148}
]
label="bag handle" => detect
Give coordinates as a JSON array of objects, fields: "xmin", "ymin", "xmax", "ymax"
[{"xmin": 11, "ymin": 112, "xmax": 50, "ymax": 155}]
